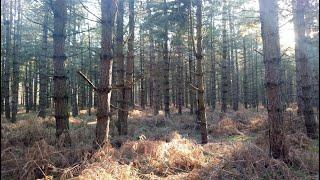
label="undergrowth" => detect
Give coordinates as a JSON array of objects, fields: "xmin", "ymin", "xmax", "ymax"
[{"xmin": 1, "ymin": 105, "xmax": 319, "ymax": 179}]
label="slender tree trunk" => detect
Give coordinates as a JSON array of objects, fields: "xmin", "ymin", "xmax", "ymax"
[
  {"xmin": 163, "ymin": 0, "xmax": 170, "ymax": 119},
  {"xmin": 4, "ymin": 0, "xmax": 12, "ymax": 119},
  {"xmin": 28, "ymin": 61, "xmax": 34, "ymax": 111},
  {"xmin": 221, "ymin": 1, "xmax": 228, "ymax": 113},
  {"xmin": 195, "ymin": 0, "xmax": 208, "ymax": 144},
  {"xmin": 70, "ymin": 11, "xmax": 78, "ymax": 117},
  {"xmin": 139, "ymin": 26, "xmax": 145, "ymax": 109},
  {"xmin": 184, "ymin": 64, "xmax": 189, "ymax": 108},
  {"xmin": 33, "ymin": 60, "xmax": 38, "ymax": 111},
  {"xmin": 228, "ymin": 8, "xmax": 237, "ymax": 112},
  {"xmin": 177, "ymin": 31, "xmax": 183, "ymax": 115},
  {"xmin": 124, "ymin": 0, "xmax": 134, "ymax": 133},
  {"xmin": 117, "ymin": 0, "xmax": 126, "ymax": 135},
  {"xmin": 71, "ymin": 68, "xmax": 78, "ymax": 117},
  {"xmin": 95, "ymin": 0, "xmax": 116, "ymax": 146},
  {"xmin": 1, "ymin": 0, "xmax": 5, "ymax": 115},
  {"xmin": 47, "ymin": 73, "xmax": 52, "ymax": 108},
  {"xmin": 39, "ymin": 6, "xmax": 49, "ymax": 118},
  {"xmin": 254, "ymin": 36, "xmax": 259, "ymax": 111},
  {"xmin": 188, "ymin": 2, "xmax": 195, "ymax": 114},
  {"xmin": 293, "ymin": 0, "xmax": 317, "ymax": 139},
  {"xmin": 52, "ymin": 0, "xmax": 71, "ymax": 146},
  {"xmin": 25, "ymin": 64, "xmax": 30, "ymax": 113},
  {"xmin": 210, "ymin": 15, "xmax": 216, "ymax": 111},
  {"xmin": 243, "ymin": 38, "xmax": 248, "ymax": 109},
  {"xmin": 149, "ymin": 37, "xmax": 154, "ymax": 108},
  {"xmin": 88, "ymin": 32, "xmax": 93, "ymax": 116},
  {"xmin": 79, "ymin": 42, "xmax": 86, "ymax": 110},
  {"xmin": 93, "ymin": 68, "xmax": 98, "ymax": 108},
  {"xmin": 155, "ymin": 42, "xmax": 162, "ymax": 115},
  {"xmin": 259, "ymin": 0, "xmax": 287, "ymax": 159},
  {"xmin": 234, "ymin": 47, "xmax": 239, "ymax": 111},
  {"xmin": 11, "ymin": 0, "xmax": 21, "ymax": 122}
]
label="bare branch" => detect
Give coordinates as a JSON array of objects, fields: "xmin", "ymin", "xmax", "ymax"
[
  {"xmin": 79, "ymin": 0, "xmax": 102, "ymax": 22},
  {"xmin": 24, "ymin": 15, "xmax": 53, "ymax": 32},
  {"xmin": 253, "ymin": 49, "xmax": 263, "ymax": 56},
  {"xmin": 66, "ymin": 27, "xmax": 97, "ymax": 37},
  {"xmin": 189, "ymin": 83, "xmax": 199, "ymax": 91},
  {"xmin": 77, "ymin": 70, "xmax": 97, "ymax": 91}
]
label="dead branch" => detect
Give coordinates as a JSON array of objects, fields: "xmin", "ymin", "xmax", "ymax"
[
  {"xmin": 189, "ymin": 83, "xmax": 199, "ymax": 91},
  {"xmin": 77, "ymin": 71, "xmax": 98, "ymax": 91},
  {"xmin": 253, "ymin": 49, "xmax": 263, "ymax": 56}
]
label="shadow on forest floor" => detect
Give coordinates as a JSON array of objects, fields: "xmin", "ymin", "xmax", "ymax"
[{"xmin": 1, "ymin": 105, "xmax": 319, "ymax": 179}]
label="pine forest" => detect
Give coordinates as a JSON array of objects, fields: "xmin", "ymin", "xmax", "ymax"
[{"xmin": 1, "ymin": 0, "xmax": 319, "ymax": 179}]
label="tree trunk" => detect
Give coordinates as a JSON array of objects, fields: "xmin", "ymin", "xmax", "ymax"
[
  {"xmin": 210, "ymin": 15, "xmax": 216, "ymax": 111},
  {"xmin": 233, "ymin": 47, "xmax": 239, "ymax": 111},
  {"xmin": 259, "ymin": 0, "xmax": 287, "ymax": 159},
  {"xmin": 124, "ymin": 0, "xmax": 135, "ymax": 133},
  {"xmin": 70, "ymin": 11, "xmax": 78, "ymax": 117},
  {"xmin": 221, "ymin": 1, "xmax": 228, "ymax": 113},
  {"xmin": 293, "ymin": 0, "xmax": 317, "ymax": 139},
  {"xmin": 163, "ymin": 0, "xmax": 170, "ymax": 119},
  {"xmin": 79, "ymin": 47, "xmax": 86, "ymax": 110},
  {"xmin": 33, "ymin": 60, "xmax": 38, "ymax": 111},
  {"xmin": 95, "ymin": 0, "xmax": 116, "ymax": 146},
  {"xmin": 4, "ymin": 0, "xmax": 12, "ymax": 119},
  {"xmin": 39, "ymin": 5, "xmax": 49, "ymax": 118},
  {"xmin": 116, "ymin": 0, "xmax": 126, "ymax": 135},
  {"xmin": 188, "ymin": 2, "xmax": 195, "ymax": 115},
  {"xmin": 52, "ymin": 0, "xmax": 71, "ymax": 146},
  {"xmin": 139, "ymin": 26, "xmax": 146, "ymax": 109},
  {"xmin": 254, "ymin": 36, "xmax": 259, "ymax": 111},
  {"xmin": 1, "ymin": 0, "xmax": 5, "ymax": 115},
  {"xmin": 71, "ymin": 68, "xmax": 78, "ymax": 117},
  {"xmin": 11, "ymin": 0, "xmax": 21, "ymax": 122},
  {"xmin": 243, "ymin": 38, "xmax": 248, "ymax": 109},
  {"xmin": 177, "ymin": 30, "xmax": 183, "ymax": 115},
  {"xmin": 195, "ymin": 0, "xmax": 208, "ymax": 144},
  {"xmin": 88, "ymin": 32, "xmax": 93, "ymax": 116},
  {"xmin": 25, "ymin": 64, "xmax": 30, "ymax": 113},
  {"xmin": 28, "ymin": 61, "xmax": 34, "ymax": 111}
]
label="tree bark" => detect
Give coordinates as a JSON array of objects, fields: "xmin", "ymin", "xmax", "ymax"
[
  {"xmin": 52, "ymin": 0, "xmax": 71, "ymax": 146},
  {"xmin": 259, "ymin": 0, "xmax": 287, "ymax": 159},
  {"xmin": 11, "ymin": 0, "xmax": 21, "ymax": 122},
  {"xmin": 88, "ymin": 31, "xmax": 93, "ymax": 116},
  {"xmin": 95, "ymin": 0, "xmax": 116, "ymax": 146},
  {"xmin": 221, "ymin": 0, "xmax": 228, "ymax": 113},
  {"xmin": 4, "ymin": 0, "xmax": 12, "ymax": 119},
  {"xmin": 188, "ymin": 2, "xmax": 195, "ymax": 114},
  {"xmin": 210, "ymin": 14, "xmax": 216, "ymax": 111},
  {"xmin": 195, "ymin": 0, "xmax": 208, "ymax": 144},
  {"xmin": 177, "ymin": 31, "xmax": 183, "ymax": 115},
  {"xmin": 71, "ymin": 68, "xmax": 78, "ymax": 117},
  {"xmin": 39, "ymin": 4, "xmax": 49, "ymax": 118},
  {"xmin": 124, "ymin": 0, "xmax": 135, "ymax": 133},
  {"xmin": 163, "ymin": 0, "xmax": 170, "ymax": 119},
  {"xmin": 116, "ymin": 0, "xmax": 126, "ymax": 135},
  {"xmin": 243, "ymin": 38, "xmax": 248, "ymax": 109},
  {"xmin": 25, "ymin": 64, "xmax": 30, "ymax": 113},
  {"xmin": 293, "ymin": 0, "xmax": 317, "ymax": 139},
  {"xmin": 139, "ymin": 26, "xmax": 146, "ymax": 109},
  {"xmin": 234, "ymin": 47, "xmax": 239, "ymax": 111}
]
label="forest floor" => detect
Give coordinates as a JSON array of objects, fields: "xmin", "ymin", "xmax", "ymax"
[{"xmin": 1, "ymin": 105, "xmax": 319, "ymax": 180}]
